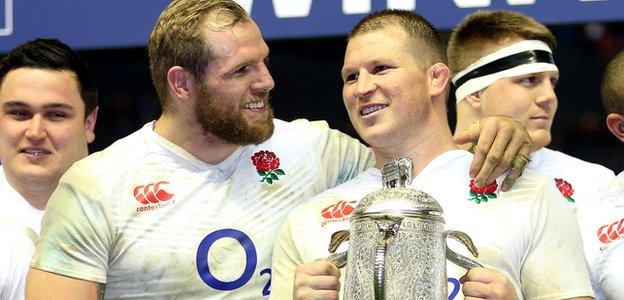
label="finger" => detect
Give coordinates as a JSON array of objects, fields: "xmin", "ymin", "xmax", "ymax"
[
  {"xmin": 453, "ymin": 121, "xmax": 481, "ymax": 146},
  {"xmin": 461, "ymin": 281, "xmax": 491, "ymax": 298},
  {"xmin": 453, "ymin": 129, "xmax": 474, "ymax": 146},
  {"xmin": 295, "ymin": 288, "xmax": 340, "ymax": 300},
  {"xmin": 304, "ymin": 275, "xmax": 341, "ymax": 291},
  {"xmin": 463, "ymin": 267, "xmax": 497, "ymax": 283},
  {"xmin": 469, "ymin": 123, "xmax": 497, "ymax": 180},
  {"xmin": 474, "ymin": 127, "xmax": 515, "ymax": 186},
  {"xmin": 295, "ymin": 261, "xmax": 341, "ymax": 277},
  {"xmin": 501, "ymin": 140, "xmax": 532, "ymax": 192}
]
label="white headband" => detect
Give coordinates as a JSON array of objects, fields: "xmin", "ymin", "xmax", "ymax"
[{"xmin": 452, "ymin": 40, "xmax": 559, "ymax": 102}]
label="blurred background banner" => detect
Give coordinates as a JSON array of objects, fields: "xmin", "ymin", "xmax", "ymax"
[{"xmin": 1, "ymin": 0, "xmax": 623, "ymax": 52}]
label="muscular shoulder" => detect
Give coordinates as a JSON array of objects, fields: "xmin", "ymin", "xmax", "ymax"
[{"xmin": 71, "ymin": 125, "xmax": 156, "ymax": 178}]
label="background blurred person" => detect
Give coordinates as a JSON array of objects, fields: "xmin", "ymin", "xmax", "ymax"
[{"xmin": 0, "ymin": 38, "xmax": 98, "ymax": 300}]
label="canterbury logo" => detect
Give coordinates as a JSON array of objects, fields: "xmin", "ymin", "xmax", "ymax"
[
  {"xmin": 321, "ymin": 200, "xmax": 357, "ymax": 219},
  {"xmin": 597, "ymin": 218, "xmax": 624, "ymax": 244},
  {"xmin": 133, "ymin": 181, "xmax": 174, "ymax": 204}
]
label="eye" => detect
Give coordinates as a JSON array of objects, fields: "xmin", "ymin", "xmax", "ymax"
[
  {"xmin": 517, "ymin": 76, "xmax": 538, "ymax": 86},
  {"xmin": 46, "ymin": 111, "xmax": 70, "ymax": 121},
  {"xmin": 372, "ymin": 65, "xmax": 390, "ymax": 74},
  {"xmin": 7, "ymin": 109, "xmax": 31, "ymax": 120},
  {"xmin": 550, "ymin": 76, "xmax": 559, "ymax": 88},
  {"xmin": 234, "ymin": 65, "xmax": 249, "ymax": 75},
  {"xmin": 343, "ymin": 72, "xmax": 358, "ymax": 83}
]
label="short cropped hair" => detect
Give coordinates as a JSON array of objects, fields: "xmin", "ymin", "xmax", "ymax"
[
  {"xmin": 0, "ymin": 38, "xmax": 98, "ymax": 117},
  {"xmin": 149, "ymin": 0, "xmax": 249, "ymax": 111},
  {"xmin": 602, "ymin": 51, "xmax": 624, "ymax": 114},
  {"xmin": 348, "ymin": 9, "xmax": 447, "ymax": 68},
  {"xmin": 447, "ymin": 10, "xmax": 556, "ymax": 75}
]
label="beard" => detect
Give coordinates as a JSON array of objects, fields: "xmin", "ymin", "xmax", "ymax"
[{"xmin": 195, "ymin": 83, "xmax": 274, "ymax": 145}]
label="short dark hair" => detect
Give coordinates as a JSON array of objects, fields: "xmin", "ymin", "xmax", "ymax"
[
  {"xmin": 0, "ymin": 38, "xmax": 98, "ymax": 117},
  {"xmin": 349, "ymin": 9, "xmax": 447, "ymax": 68},
  {"xmin": 447, "ymin": 10, "xmax": 556, "ymax": 75},
  {"xmin": 602, "ymin": 50, "xmax": 624, "ymax": 115}
]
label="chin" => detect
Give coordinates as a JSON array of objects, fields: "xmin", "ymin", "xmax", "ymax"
[{"xmin": 529, "ymin": 132, "xmax": 552, "ymax": 151}]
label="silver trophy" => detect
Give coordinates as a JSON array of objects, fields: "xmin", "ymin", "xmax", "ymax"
[{"xmin": 325, "ymin": 157, "xmax": 482, "ymax": 299}]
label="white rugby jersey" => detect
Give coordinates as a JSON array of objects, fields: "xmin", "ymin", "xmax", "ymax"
[
  {"xmin": 31, "ymin": 119, "xmax": 374, "ymax": 299},
  {"xmin": 527, "ymin": 148, "xmax": 614, "ymax": 208},
  {"xmin": 0, "ymin": 168, "xmax": 44, "ymax": 234},
  {"xmin": 528, "ymin": 148, "xmax": 616, "ymax": 298},
  {"xmin": 271, "ymin": 150, "xmax": 593, "ymax": 300},
  {"xmin": 0, "ymin": 168, "xmax": 43, "ymax": 300},
  {"xmin": 575, "ymin": 171, "xmax": 624, "ymax": 299}
]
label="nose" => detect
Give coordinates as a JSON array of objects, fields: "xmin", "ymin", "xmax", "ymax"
[
  {"xmin": 354, "ymin": 71, "xmax": 376, "ymax": 98},
  {"xmin": 253, "ymin": 63, "xmax": 275, "ymax": 93},
  {"xmin": 535, "ymin": 79, "xmax": 557, "ymax": 109},
  {"xmin": 24, "ymin": 115, "xmax": 47, "ymax": 141}
]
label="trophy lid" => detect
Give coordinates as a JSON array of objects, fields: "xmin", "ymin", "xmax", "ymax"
[{"xmin": 352, "ymin": 157, "xmax": 444, "ymax": 221}]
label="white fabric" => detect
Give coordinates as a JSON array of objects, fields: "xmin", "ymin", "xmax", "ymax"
[
  {"xmin": 453, "ymin": 40, "xmax": 558, "ymax": 102},
  {"xmin": 526, "ymin": 148, "xmax": 615, "ymax": 299},
  {"xmin": 527, "ymin": 148, "xmax": 614, "ymax": 211},
  {"xmin": 0, "ymin": 220, "xmax": 38, "ymax": 300},
  {"xmin": 0, "ymin": 169, "xmax": 44, "ymax": 300},
  {"xmin": 31, "ymin": 119, "xmax": 374, "ymax": 299},
  {"xmin": 271, "ymin": 150, "xmax": 593, "ymax": 300},
  {"xmin": 0, "ymin": 168, "xmax": 45, "ymax": 234},
  {"xmin": 574, "ymin": 171, "xmax": 624, "ymax": 299}
]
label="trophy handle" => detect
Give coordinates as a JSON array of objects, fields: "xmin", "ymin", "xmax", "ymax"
[
  {"xmin": 444, "ymin": 230, "xmax": 483, "ymax": 270},
  {"xmin": 373, "ymin": 219, "xmax": 402, "ymax": 300},
  {"xmin": 318, "ymin": 230, "xmax": 351, "ymax": 268}
]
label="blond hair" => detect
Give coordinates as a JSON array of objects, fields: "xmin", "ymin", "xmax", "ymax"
[{"xmin": 148, "ymin": 0, "xmax": 249, "ymax": 111}]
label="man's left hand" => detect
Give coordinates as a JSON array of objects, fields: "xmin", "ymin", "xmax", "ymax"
[{"xmin": 454, "ymin": 115, "xmax": 532, "ymax": 192}]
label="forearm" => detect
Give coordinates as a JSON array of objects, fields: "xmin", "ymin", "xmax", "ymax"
[{"xmin": 26, "ymin": 268, "xmax": 104, "ymax": 300}]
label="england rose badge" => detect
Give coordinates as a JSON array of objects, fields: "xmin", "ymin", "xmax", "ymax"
[
  {"xmin": 468, "ymin": 179, "xmax": 498, "ymax": 204},
  {"xmin": 251, "ymin": 150, "xmax": 285, "ymax": 184},
  {"xmin": 554, "ymin": 178, "xmax": 575, "ymax": 203}
]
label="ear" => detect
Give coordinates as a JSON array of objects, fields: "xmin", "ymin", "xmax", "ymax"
[
  {"xmin": 464, "ymin": 90, "xmax": 483, "ymax": 110},
  {"xmin": 84, "ymin": 107, "xmax": 98, "ymax": 144},
  {"xmin": 166, "ymin": 66, "xmax": 195, "ymax": 101},
  {"xmin": 606, "ymin": 113, "xmax": 624, "ymax": 142},
  {"xmin": 428, "ymin": 62, "xmax": 450, "ymax": 97}
]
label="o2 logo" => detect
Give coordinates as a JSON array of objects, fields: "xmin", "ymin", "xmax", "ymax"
[
  {"xmin": 196, "ymin": 229, "xmax": 271, "ymax": 296},
  {"xmin": 447, "ymin": 277, "xmax": 461, "ymax": 299}
]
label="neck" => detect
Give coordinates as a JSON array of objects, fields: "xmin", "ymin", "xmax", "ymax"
[
  {"xmin": 154, "ymin": 113, "xmax": 239, "ymax": 165},
  {"xmin": 373, "ymin": 122, "xmax": 458, "ymax": 176},
  {"xmin": 4, "ymin": 171, "xmax": 55, "ymax": 210}
]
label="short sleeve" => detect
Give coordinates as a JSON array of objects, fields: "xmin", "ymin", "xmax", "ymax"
[
  {"xmin": 270, "ymin": 214, "xmax": 303, "ymax": 300},
  {"xmin": 305, "ymin": 120, "xmax": 374, "ymax": 187},
  {"xmin": 30, "ymin": 166, "xmax": 112, "ymax": 284}
]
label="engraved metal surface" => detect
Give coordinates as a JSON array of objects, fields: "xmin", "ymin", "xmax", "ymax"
[{"xmin": 342, "ymin": 157, "xmax": 482, "ymax": 299}]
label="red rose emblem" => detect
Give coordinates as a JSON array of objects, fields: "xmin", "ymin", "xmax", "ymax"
[
  {"xmin": 469, "ymin": 179, "xmax": 498, "ymax": 194},
  {"xmin": 554, "ymin": 178, "xmax": 575, "ymax": 203},
  {"xmin": 251, "ymin": 150, "xmax": 285, "ymax": 185},
  {"xmin": 468, "ymin": 179, "xmax": 498, "ymax": 204},
  {"xmin": 251, "ymin": 150, "xmax": 280, "ymax": 172}
]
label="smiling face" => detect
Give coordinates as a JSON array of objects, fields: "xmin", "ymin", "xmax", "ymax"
[
  {"xmin": 341, "ymin": 27, "xmax": 433, "ymax": 149},
  {"xmin": 0, "ymin": 68, "xmax": 96, "ymax": 187},
  {"xmin": 194, "ymin": 20, "xmax": 275, "ymax": 145}
]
